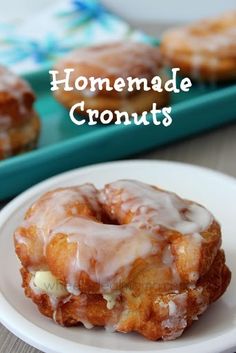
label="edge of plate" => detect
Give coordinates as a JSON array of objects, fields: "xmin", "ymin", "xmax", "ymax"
[{"xmin": 0, "ymin": 160, "xmax": 236, "ymax": 353}]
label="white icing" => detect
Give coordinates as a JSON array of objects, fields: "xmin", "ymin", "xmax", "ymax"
[
  {"xmin": 162, "ymin": 293, "xmax": 188, "ymax": 340},
  {"xmin": 100, "ymin": 180, "xmax": 212, "ymax": 235},
  {"xmin": 49, "ymin": 296, "xmax": 59, "ymax": 310},
  {"xmin": 66, "ymin": 284, "xmax": 80, "ymax": 296},
  {"xmin": 0, "ymin": 65, "xmax": 33, "ymax": 124},
  {"xmin": 188, "ymin": 271, "xmax": 199, "ymax": 282},
  {"xmin": 52, "ymin": 310, "xmax": 58, "ymax": 323},
  {"xmin": 168, "ymin": 300, "xmax": 177, "ymax": 316},
  {"xmin": 52, "ymin": 217, "xmax": 157, "ymax": 290},
  {"xmin": 163, "ymin": 12, "xmax": 236, "ymax": 56},
  {"xmin": 82, "ymin": 321, "xmax": 94, "ymax": 329},
  {"xmin": 162, "ymin": 244, "xmax": 180, "ymax": 285},
  {"xmin": 17, "ymin": 184, "xmax": 101, "ymax": 262},
  {"xmin": 15, "ymin": 179, "xmax": 215, "ymax": 333},
  {"xmin": 16, "ymin": 180, "xmax": 214, "ymax": 292},
  {"xmin": 56, "ymin": 41, "xmax": 161, "ymax": 83},
  {"xmin": 162, "ymin": 12, "xmax": 236, "ymax": 82},
  {"xmin": 75, "ymin": 294, "xmax": 94, "ymax": 329},
  {"xmin": 100, "ymin": 180, "xmax": 213, "ymax": 289},
  {"xmin": 82, "ymin": 89, "xmax": 97, "ymax": 98}
]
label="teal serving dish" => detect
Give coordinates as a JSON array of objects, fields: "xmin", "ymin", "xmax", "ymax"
[{"xmin": 0, "ymin": 68, "xmax": 236, "ymax": 200}]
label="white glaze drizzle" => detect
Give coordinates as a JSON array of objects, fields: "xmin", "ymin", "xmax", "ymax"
[
  {"xmin": 163, "ymin": 12, "xmax": 236, "ymax": 56},
  {"xmin": 100, "ymin": 180, "xmax": 212, "ymax": 235},
  {"xmin": 76, "ymin": 294, "xmax": 94, "ymax": 329},
  {"xmin": 162, "ymin": 12, "xmax": 236, "ymax": 80},
  {"xmin": 16, "ymin": 184, "xmax": 101, "ymax": 263},
  {"xmin": 17, "ymin": 180, "xmax": 213, "ymax": 290},
  {"xmin": 0, "ymin": 65, "xmax": 34, "ymax": 129},
  {"xmin": 56, "ymin": 41, "xmax": 161, "ymax": 83},
  {"xmin": 161, "ymin": 292, "xmax": 188, "ymax": 340},
  {"xmin": 16, "ymin": 180, "xmax": 215, "ymax": 333},
  {"xmin": 51, "ymin": 216, "xmax": 157, "ymax": 291},
  {"xmin": 100, "ymin": 180, "xmax": 213, "ymax": 287}
]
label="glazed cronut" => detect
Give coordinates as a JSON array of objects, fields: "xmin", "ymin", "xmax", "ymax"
[{"xmin": 14, "ymin": 180, "xmax": 231, "ymax": 340}]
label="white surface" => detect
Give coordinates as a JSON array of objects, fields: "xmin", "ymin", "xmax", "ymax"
[
  {"xmin": 103, "ymin": 0, "xmax": 236, "ymax": 22},
  {"xmin": 0, "ymin": 160, "xmax": 235, "ymax": 353},
  {"xmin": 0, "ymin": 0, "xmax": 56, "ymax": 23},
  {"xmin": 1, "ymin": 0, "xmax": 235, "ymax": 23}
]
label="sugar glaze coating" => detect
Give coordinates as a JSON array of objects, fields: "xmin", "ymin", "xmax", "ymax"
[{"xmin": 15, "ymin": 180, "xmax": 230, "ymax": 340}]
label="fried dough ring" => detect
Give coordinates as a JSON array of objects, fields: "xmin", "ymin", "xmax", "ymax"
[
  {"xmin": 0, "ymin": 112, "xmax": 40, "ymax": 160},
  {"xmin": 161, "ymin": 12, "xmax": 236, "ymax": 81},
  {"xmin": 0, "ymin": 65, "xmax": 35, "ymax": 130},
  {"xmin": 20, "ymin": 250, "xmax": 230, "ymax": 340},
  {"xmin": 14, "ymin": 180, "xmax": 231, "ymax": 340},
  {"xmin": 53, "ymin": 41, "xmax": 169, "ymax": 117}
]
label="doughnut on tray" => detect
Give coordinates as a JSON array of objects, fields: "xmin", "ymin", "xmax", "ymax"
[{"xmin": 0, "ymin": 65, "xmax": 236, "ymax": 200}]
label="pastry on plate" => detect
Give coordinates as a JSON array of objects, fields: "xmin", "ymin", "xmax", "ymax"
[
  {"xmin": 53, "ymin": 41, "xmax": 169, "ymax": 117},
  {"xmin": 0, "ymin": 65, "xmax": 40, "ymax": 160},
  {"xmin": 14, "ymin": 180, "xmax": 231, "ymax": 341},
  {"xmin": 161, "ymin": 12, "xmax": 236, "ymax": 82}
]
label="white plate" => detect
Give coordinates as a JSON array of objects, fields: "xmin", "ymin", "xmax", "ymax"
[{"xmin": 0, "ymin": 160, "xmax": 236, "ymax": 353}]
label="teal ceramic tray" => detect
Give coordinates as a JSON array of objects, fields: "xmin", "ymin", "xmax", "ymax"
[{"xmin": 0, "ymin": 69, "xmax": 236, "ymax": 200}]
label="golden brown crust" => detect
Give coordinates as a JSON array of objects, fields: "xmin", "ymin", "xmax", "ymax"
[
  {"xmin": 0, "ymin": 65, "xmax": 35, "ymax": 129},
  {"xmin": 171, "ymin": 221, "xmax": 222, "ymax": 283},
  {"xmin": 14, "ymin": 182, "xmax": 231, "ymax": 341},
  {"xmin": 20, "ymin": 250, "xmax": 231, "ymax": 340},
  {"xmin": 0, "ymin": 112, "xmax": 40, "ymax": 160},
  {"xmin": 53, "ymin": 41, "xmax": 169, "ymax": 116},
  {"xmin": 54, "ymin": 42, "xmax": 163, "ymax": 96},
  {"xmin": 15, "ymin": 184, "xmax": 222, "ymax": 294},
  {"xmin": 161, "ymin": 12, "xmax": 236, "ymax": 81},
  {"xmin": 54, "ymin": 87, "xmax": 169, "ymax": 117}
]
